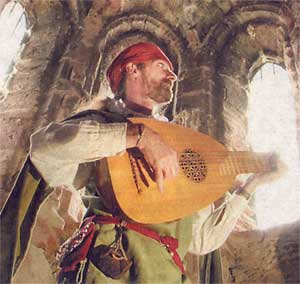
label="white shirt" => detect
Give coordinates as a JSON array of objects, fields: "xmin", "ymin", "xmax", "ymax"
[{"xmin": 30, "ymin": 111, "xmax": 249, "ymax": 256}]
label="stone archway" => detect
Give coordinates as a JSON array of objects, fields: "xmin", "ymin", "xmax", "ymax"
[{"xmin": 0, "ymin": 1, "xmax": 299, "ymax": 283}]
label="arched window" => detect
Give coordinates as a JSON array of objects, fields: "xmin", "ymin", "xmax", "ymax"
[
  {"xmin": 0, "ymin": 1, "xmax": 29, "ymax": 101},
  {"xmin": 248, "ymin": 63, "xmax": 300, "ymax": 229}
]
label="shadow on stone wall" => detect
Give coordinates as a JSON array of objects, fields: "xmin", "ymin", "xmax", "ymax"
[{"xmin": 275, "ymin": 220, "xmax": 300, "ymax": 283}]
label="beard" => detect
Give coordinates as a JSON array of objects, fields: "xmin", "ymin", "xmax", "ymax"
[{"xmin": 142, "ymin": 74, "xmax": 174, "ymax": 104}]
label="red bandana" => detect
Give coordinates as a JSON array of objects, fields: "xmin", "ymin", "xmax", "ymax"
[{"xmin": 107, "ymin": 42, "xmax": 173, "ymax": 93}]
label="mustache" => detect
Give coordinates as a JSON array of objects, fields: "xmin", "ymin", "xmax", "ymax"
[{"xmin": 161, "ymin": 79, "xmax": 174, "ymax": 88}]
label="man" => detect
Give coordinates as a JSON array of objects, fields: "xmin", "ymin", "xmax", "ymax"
[{"xmin": 29, "ymin": 42, "xmax": 274, "ymax": 284}]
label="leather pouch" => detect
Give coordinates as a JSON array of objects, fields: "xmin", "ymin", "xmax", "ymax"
[{"xmin": 89, "ymin": 244, "xmax": 132, "ymax": 279}]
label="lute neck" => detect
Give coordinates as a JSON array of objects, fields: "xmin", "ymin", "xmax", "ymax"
[{"xmin": 219, "ymin": 151, "xmax": 277, "ymax": 176}]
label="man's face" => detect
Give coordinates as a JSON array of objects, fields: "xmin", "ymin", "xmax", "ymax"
[{"xmin": 140, "ymin": 59, "xmax": 177, "ymax": 104}]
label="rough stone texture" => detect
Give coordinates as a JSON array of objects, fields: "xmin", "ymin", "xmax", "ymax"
[
  {"xmin": 12, "ymin": 187, "xmax": 84, "ymax": 283},
  {"xmin": 286, "ymin": 0, "xmax": 300, "ymax": 82},
  {"xmin": 12, "ymin": 188, "xmax": 64, "ymax": 283},
  {"xmin": 1, "ymin": 0, "xmax": 299, "ymax": 283},
  {"xmin": 221, "ymin": 221, "xmax": 300, "ymax": 283},
  {"xmin": 12, "ymin": 246, "xmax": 56, "ymax": 283},
  {"xmin": 0, "ymin": 0, "xmax": 72, "ymax": 208}
]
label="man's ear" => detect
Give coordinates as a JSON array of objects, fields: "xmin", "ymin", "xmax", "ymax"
[{"xmin": 125, "ymin": 62, "xmax": 139, "ymax": 79}]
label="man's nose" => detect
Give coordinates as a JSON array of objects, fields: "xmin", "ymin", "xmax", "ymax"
[{"xmin": 166, "ymin": 70, "xmax": 177, "ymax": 82}]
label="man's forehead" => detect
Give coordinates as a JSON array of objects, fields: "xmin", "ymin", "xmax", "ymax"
[
  {"xmin": 153, "ymin": 58, "xmax": 169, "ymax": 64},
  {"xmin": 145, "ymin": 58, "xmax": 172, "ymax": 67}
]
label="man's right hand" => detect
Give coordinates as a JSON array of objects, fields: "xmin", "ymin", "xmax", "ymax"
[
  {"xmin": 235, "ymin": 154, "xmax": 287, "ymax": 198},
  {"xmin": 126, "ymin": 124, "xmax": 179, "ymax": 192}
]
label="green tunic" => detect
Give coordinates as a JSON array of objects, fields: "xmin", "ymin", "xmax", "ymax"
[
  {"xmin": 61, "ymin": 109, "xmax": 196, "ymax": 283},
  {"xmin": 85, "ymin": 214, "xmax": 195, "ymax": 284}
]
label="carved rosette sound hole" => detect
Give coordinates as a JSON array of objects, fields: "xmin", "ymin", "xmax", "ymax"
[{"xmin": 179, "ymin": 149, "xmax": 207, "ymax": 183}]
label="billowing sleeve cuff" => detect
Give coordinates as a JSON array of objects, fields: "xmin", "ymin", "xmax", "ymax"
[{"xmin": 189, "ymin": 194, "xmax": 249, "ymax": 255}]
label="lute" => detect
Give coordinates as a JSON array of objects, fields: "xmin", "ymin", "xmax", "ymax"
[{"xmin": 105, "ymin": 118, "xmax": 277, "ymax": 224}]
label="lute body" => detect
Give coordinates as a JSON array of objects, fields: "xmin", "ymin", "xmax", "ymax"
[{"xmin": 105, "ymin": 118, "xmax": 275, "ymax": 224}]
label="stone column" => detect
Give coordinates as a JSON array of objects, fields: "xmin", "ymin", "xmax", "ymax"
[
  {"xmin": 0, "ymin": 0, "xmax": 70, "ymax": 208},
  {"xmin": 282, "ymin": 1, "xmax": 300, "ymax": 161}
]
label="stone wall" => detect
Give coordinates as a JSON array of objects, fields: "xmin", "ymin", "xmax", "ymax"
[
  {"xmin": 0, "ymin": 0, "xmax": 72, "ymax": 208},
  {"xmin": 0, "ymin": 0, "xmax": 299, "ymax": 283},
  {"xmin": 222, "ymin": 221, "xmax": 300, "ymax": 283}
]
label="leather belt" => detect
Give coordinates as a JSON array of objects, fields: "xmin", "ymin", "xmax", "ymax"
[{"xmin": 92, "ymin": 215, "xmax": 185, "ymax": 274}]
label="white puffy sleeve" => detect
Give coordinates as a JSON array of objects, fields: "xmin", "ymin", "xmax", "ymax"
[
  {"xmin": 189, "ymin": 193, "xmax": 249, "ymax": 255},
  {"xmin": 30, "ymin": 118, "xmax": 127, "ymax": 189}
]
